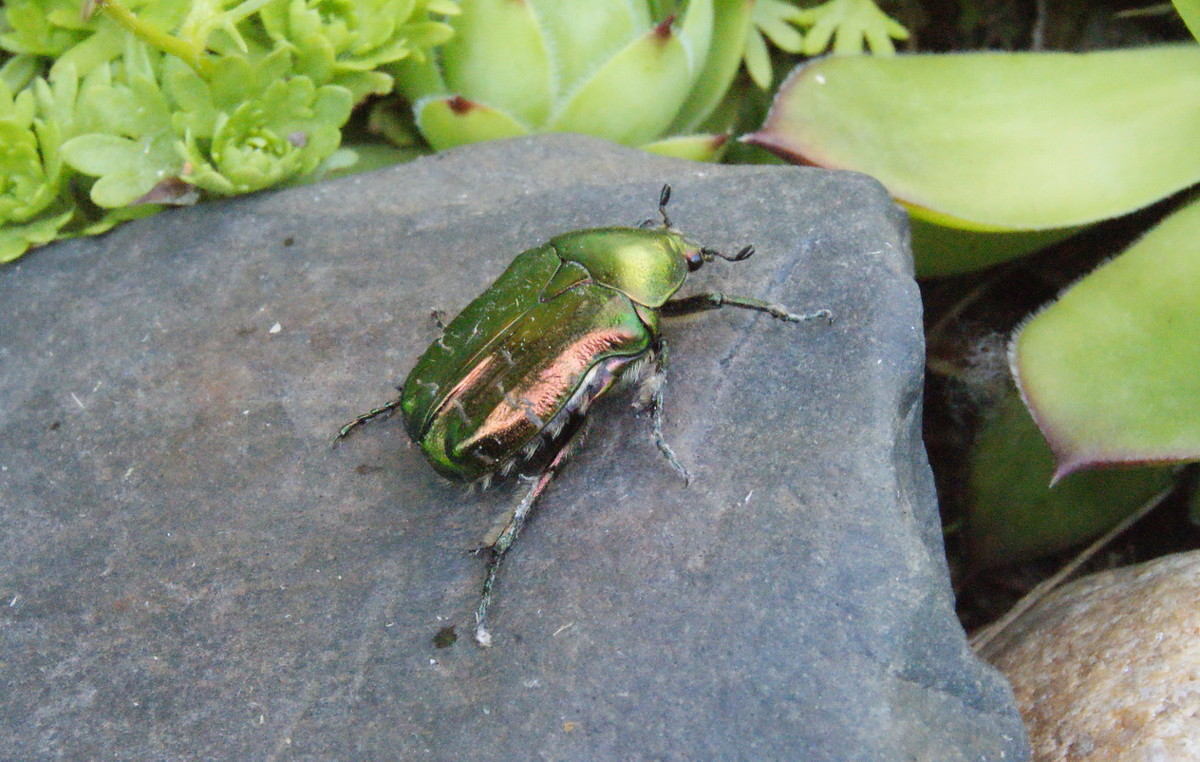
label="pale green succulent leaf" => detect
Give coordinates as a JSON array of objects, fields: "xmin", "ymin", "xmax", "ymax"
[
  {"xmin": 398, "ymin": 21, "xmax": 456, "ymax": 51},
  {"xmin": 642, "ymin": 132, "xmax": 728, "ymax": 162},
  {"xmin": 333, "ymin": 70, "xmax": 395, "ymax": 100},
  {"xmin": 47, "ymin": 24, "xmax": 128, "ymax": 81},
  {"xmin": 440, "ymin": 0, "xmax": 553, "ymax": 126},
  {"xmin": 34, "ymin": 65, "xmax": 83, "ymax": 139},
  {"xmin": 62, "ymin": 131, "xmax": 182, "ymax": 207},
  {"xmin": 162, "ymin": 57, "xmax": 219, "ymax": 137},
  {"xmin": 745, "ymin": 46, "xmax": 1200, "ymax": 232},
  {"xmin": 529, "ymin": 0, "xmax": 643, "ymax": 94},
  {"xmin": 549, "ymin": 18, "xmax": 691, "ymax": 146},
  {"xmin": 0, "ymin": 118, "xmax": 67, "ymax": 224},
  {"xmin": 0, "ymin": 207, "xmax": 76, "ymax": 263},
  {"xmin": 0, "ymin": 82, "xmax": 37, "ymax": 125},
  {"xmin": 0, "ymin": 0, "xmax": 95, "ymax": 57},
  {"xmin": 1, "ymin": 54, "xmax": 42, "ymax": 94},
  {"xmin": 69, "ymin": 56, "xmax": 173, "ymax": 139},
  {"xmin": 1012, "ymin": 197, "xmax": 1200, "ymax": 479},
  {"xmin": 1172, "ymin": 0, "xmax": 1200, "ymax": 42},
  {"xmin": 414, "ymin": 95, "xmax": 530, "ymax": 151},
  {"xmin": 966, "ymin": 390, "xmax": 1175, "ymax": 568},
  {"xmin": 909, "ymin": 218, "xmax": 1080, "ymax": 278},
  {"xmin": 676, "ymin": 0, "xmax": 714, "ymax": 78},
  {"xmin": 61, "ymin": 133, "xmax": 147, "ymax": 175},
  {"xmin": 669, "ymin": 0, "xmax": 753, "ymax": 132}
]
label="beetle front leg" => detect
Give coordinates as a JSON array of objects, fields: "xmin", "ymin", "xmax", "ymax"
[
  {"xmin": 474, "ymin": 422, "xmax": 589, "ymax": 647},
  {"xmin": 663, "ymin": 292, "xmax": 832, "ymax": 324},
  {"xmin": 333, "ymin": 395, "xmax": 404, "ymax": 443}
]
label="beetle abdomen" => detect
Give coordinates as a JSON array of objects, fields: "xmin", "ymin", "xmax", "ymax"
[{"xmin": 417, "ymin": 283, "xmax": 652, "ymax": 482}]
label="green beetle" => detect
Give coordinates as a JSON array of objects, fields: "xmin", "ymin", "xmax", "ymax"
[{"xmin": 338, "ymin": 186, "xmax": 829, "ymax": 645}]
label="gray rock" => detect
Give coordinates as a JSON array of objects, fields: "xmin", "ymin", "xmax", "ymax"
[{"xmin": 0, "ymin": 135, "xmax": 1027, "ymax": 760}]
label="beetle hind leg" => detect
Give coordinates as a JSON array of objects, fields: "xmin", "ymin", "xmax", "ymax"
[{"xmin": 474, "ymin": 420, "xmax": 590, "ymax": 647}]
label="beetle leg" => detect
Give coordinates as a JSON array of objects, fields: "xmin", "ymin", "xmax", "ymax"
[
  {"xmin": 641, "ymin": 338, "xmax": 691, "ymax": 486},
  {"xmin": 663, "ymin": 292, "xmax": 832, "ymax": 324},
  {"xmin": 474, "ymin": 421, "xmax": 589, "ymax": 647},
  {"xmin": 333, "ymin": 395, "xmax": 404, "ymax": 443}
]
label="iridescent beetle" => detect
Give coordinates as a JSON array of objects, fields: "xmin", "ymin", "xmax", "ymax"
[{"xmin": 338, "ymin": 186, "xmax": 830, "ymax": 645}]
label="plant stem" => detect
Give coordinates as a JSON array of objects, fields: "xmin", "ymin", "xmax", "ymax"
[{"xmin": 94, "ymin": 0, "xmax": 211, "ymax": 76}]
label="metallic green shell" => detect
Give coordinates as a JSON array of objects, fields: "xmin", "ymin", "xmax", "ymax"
[
  {"xmin": 401, "ymin": 227, "xmax": 694, "ymax": 482},
  {"xmin": 551, "ymin": 227, "xmax": 691, "ymax": 308}
]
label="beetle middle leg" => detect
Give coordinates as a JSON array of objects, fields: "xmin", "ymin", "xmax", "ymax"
[
  {"xmin": 635, "ymin": 338, "xmax": 691, "ymax": 486},
  {"xmin": 662, "ymin": 292, "xmax": 832, "ymax": 324},
  {"xmin": 474, "ymin": 420, "xmax": 589, "ymax": 647}
]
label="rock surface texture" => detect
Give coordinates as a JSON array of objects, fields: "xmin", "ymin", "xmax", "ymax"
[
  {"xmin": 982, "ymin": 550, "xmax": 1200, "ymax": 761},
  {"xmin": 0, "ymin": 135, "xmax": 1028, "ymax": 759}
]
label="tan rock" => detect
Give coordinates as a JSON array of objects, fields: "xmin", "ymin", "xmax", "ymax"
[{"xmin": 980, "ymin": 550, "xmax": 1200, "ymax": 760}]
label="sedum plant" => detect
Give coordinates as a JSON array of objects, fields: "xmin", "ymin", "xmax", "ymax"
[{"xmin": 0, "ymin": 0, "xmax": 457, "ymax": 262}]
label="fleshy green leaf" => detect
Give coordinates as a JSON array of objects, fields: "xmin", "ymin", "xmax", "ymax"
[
  {"xmin": 909, "ymin": 218, "xmax": 1080, "ymax": 278},
  {"xmin": 0, "ymin": 0, "xmax": 97, "ymax": 57},
  {"xmin": 549, "ymin": 17, "xmax": 691, "ymax": 146},
  {"xmin": 670, "ymin": 0, "xmax": 754, "ymax": 132},
  {"xmin": 642, "ymin": 132, "xmax": 728, "ymax": 162},
  {"xmin": 413, "ymin": 95, "xmax": 529, "ymax": 151},
  {"xmin": 1012, "ymin": 196, "xmax": 1200, "ymax": 479},
  {"xmin": 439, "ymin": 0, "xmax": 552, "ymax": 127},
  {"xmin": 746, "ymin": 46, "xmax": 1200, "ymax": 231},
  {"xmin": 0, "ymin": 105, "xmax": 68, "ymax": 225},
  {"xmin": 532, "ymin": 0, "xmax": 644, "ymax": 95},
  {"xmin": 1173, "ymin": 0, "xmax": 1200, "ymax": 43},
  {"xmin": 0, "ymin": 207, "xmax": 76, "ymax": 263},
  {"xmin": 966, "ymin": 389, "xmax": 1175, "ymax": 568},
  {"xmin": 62, "ymin": 132, "xmax": 181, "ymax": 206}
]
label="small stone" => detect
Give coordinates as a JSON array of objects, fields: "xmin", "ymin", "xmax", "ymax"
[{"xmin": 981, "ymin": 550, "xmax": 1200, "ymax": 760}]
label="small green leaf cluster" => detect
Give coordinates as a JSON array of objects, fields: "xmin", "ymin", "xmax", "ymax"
[
  {"xmin": 746, "ymin": 0, "xmax": 909, "ymax": 88},
  {"xmin": 0, "ymin": 0, "xmax": 457, "ymax": 262}
]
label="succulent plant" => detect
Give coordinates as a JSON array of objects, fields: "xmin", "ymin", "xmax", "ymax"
[
  {"xmin": 387, "ymin": 0, "xmax": 756, "ymax": 161},
  {"xmin": 0, "ymin": 75, "xmax": 75, "ymax": 261},
  {"xmin": 0, "ymin": 0, "xmax": 456, "ymax": 261}
]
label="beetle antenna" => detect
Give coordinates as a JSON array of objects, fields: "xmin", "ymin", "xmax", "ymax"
[
  {"xmin": 701, "ymin": 244, "xmax": 754, "ymax": 263},
  {"xmin": 657, "ymin": 184, "xmax": 672, "ymax": 228}
]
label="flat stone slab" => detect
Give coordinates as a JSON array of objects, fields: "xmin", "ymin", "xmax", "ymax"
[{"xmin": 0, "ymin": 135, "xmax": 1028, "ymax": 759}]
